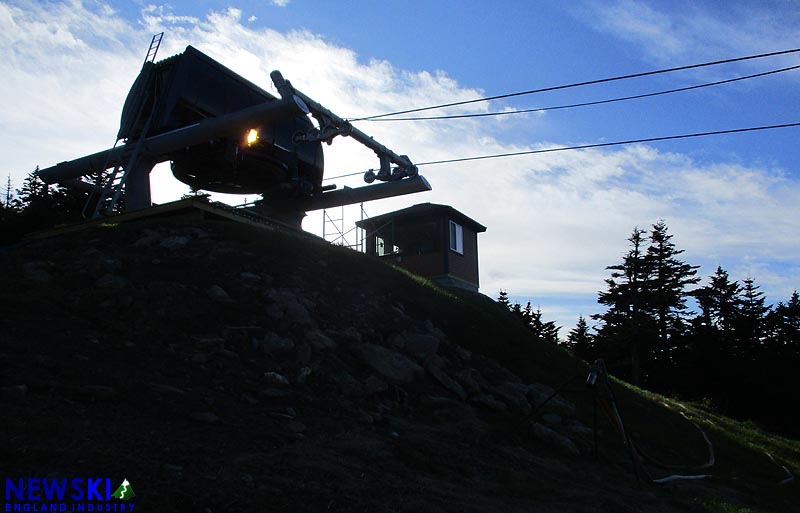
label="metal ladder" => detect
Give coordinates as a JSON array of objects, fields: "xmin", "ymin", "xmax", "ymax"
[
  {"xmin": 82, "ymin": 33, "xmax": 165, "ymax": 219},
  {"xmin": 144, "ymin": 32, "xmax": 164, "ymax": 64}
]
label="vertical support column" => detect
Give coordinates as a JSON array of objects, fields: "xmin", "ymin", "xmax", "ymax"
[{"xmin": 124, "ymin": 157, "xmax": 157, "ymax": 211}]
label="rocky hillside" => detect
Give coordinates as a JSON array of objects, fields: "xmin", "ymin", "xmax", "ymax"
[{"xmin": 1, "ymin": 212, "xmax": 797, "ymax": 512}]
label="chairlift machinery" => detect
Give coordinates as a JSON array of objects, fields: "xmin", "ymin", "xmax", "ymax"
[{"xmin": 36, "ymin": 34, "xmax": 430, "ymax": 227}]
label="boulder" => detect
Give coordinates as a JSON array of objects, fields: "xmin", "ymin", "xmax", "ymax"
[
  {"xmin": 530, "ymin": 422, "xmax": 580, "ymax": 456},
  {"xmin": 469, "ymin": 394, "xmax": 507, "ymax": 412},
  {"xmin": 256, "ymin": 334, "xmax": 295, "ymax": 354},
  {"xmin": 263, "ymin": 372, "xmax": 290, "ymax": 386},
  {"xmin": 404, "ymin": 333, "xmax": 440, "ymax": 359},
  {"xmin": 424, "ymin": 357, "xmax": 467, "ymax": 400},
  {"xmin": 159, "ymin": 235, "xmax": 191, "ymax": 249},
  {"xmin": 305, "ymin": 329, "xmax": 336, "ymax": 350},
  {"xmin": 454, "ymin": 368, "xmax": 487, "ymax": 395},
  {"xmin": 206, "ymin": 285, "xmax": 232, "ymax": 303},
  {"xmin": 492, "ymin": 382, "xmax": 532, "ymax": 415},
  {"xmin": 353, "ymin": 344, "xmax": 423, "ymax": 385},
  {"xmin": 528, "ymin": 383, "xmax": 577, "ymax": 417}
]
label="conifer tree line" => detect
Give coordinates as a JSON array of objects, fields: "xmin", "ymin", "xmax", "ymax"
[
  {"xmin": 498, "ymin": 220, "xmax": 798, "ymax": 435},
  {"xmin": 564, "ymin": 221, "xmax": 799, "ymax": 437},
  {"xmin": 0, "ymin": 170, "xmax": 100, "ymax": 244},
  {"xmin": 497, "ymin": 290, "xmax": 561, "ymax": 345}
]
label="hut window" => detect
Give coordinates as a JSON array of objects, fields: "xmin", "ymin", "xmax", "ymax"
[{"xmin": 449, "ymin": 220, "xmax": 464, "ymax": 254}]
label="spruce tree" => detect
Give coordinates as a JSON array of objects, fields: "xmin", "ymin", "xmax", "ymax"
[
  {"xmin": 567, "ymin": 315, "xmax": 594, "ymax": 361},
  {"xmin": 594, "ymin": 227, "xmax": 654, "ymax": 385},
  {"xmin": 736, "ymin": 278, "xmax": 770, "ymax": 357},
  {"xmin": 497, "ymin": 290, "xmax": 510, "ymax": 309},
  {"xmin": 645, "ymin": 220, "xmax": 700, "ymax": 365},
  {"xmin": 769, "ymin": 291, "xmax": 800, "ymax": 359}
]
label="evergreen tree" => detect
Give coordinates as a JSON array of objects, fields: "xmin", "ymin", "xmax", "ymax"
[
  {"xmin": 768, "ymin": 290, "xmax": 800, "ymax": 359},
  {"xmin": 645, "ymin": 220, "xmax": 700, "ymax": 364},
  {"xmin": 701, "ymin": 266, "xmax": 742, "ymax": 339},
  {"xmin": 736, "ymin": 278, "xmax": 770, "ymax": 357},
  {"xmin": 497, "ymin": 290, "xmax": 510, "ymax": 309},
  {"xmin": 566, "ymin": 315, "xmax": 594, "ymax": 361},
  {"xmin": 593, "ymin": 227, "xmax": 654, "ymax": 385}
]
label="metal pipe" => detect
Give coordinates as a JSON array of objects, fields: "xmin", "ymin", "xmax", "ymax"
[
  {"xmin": 300, "ymin": 175, "xmax": 431, "ymax": 211},
  {"xmin": 37, "ymin": 96, "xmax": 307, "ymax": 184},
  {"xmin": 270, "ymin": 71, "xmax": 417, "ymax": 175}
]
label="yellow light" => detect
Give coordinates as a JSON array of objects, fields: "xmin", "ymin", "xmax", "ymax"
[{"xmin": 246, "ymin": 128, "xmax": 259, "ymax": 146}]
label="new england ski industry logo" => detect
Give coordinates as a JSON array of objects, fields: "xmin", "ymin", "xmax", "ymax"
[{"xmin": 3, "ymin": 477, "xmax": 136, "ymax": 512}]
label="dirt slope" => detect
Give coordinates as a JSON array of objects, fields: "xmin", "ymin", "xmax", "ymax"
[{"xmin": 1, "ymin": 214, "xmax": 796, "ymax": 512}]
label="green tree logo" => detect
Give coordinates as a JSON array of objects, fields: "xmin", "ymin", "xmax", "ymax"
[{"xmin": 111, "ymin": 479, "xmax": 136, "ymax": 500}]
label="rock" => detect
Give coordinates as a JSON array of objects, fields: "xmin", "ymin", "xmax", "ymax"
[
  {"xmin": 240, "ymin": 393, "xmax": 260, "ymax": 405},
  {"xmin": 385, "ymin": 332, "xmax": 406, "ymax": 350},
  {"xmin": 334, "ymin": 327, "xmax": 362, "ymax": 345},
  {"xmin": 284, "ymin": 300, "xmax": 312, "ymax": 325},
  {"xmin": 424, "ymin": 357, "xmax": 467, "ymax": 400},
  {"xmin": 78, "ymin": 385, "xmax": 119, "ymax": 400},
  {"xmin": 263, "ymin": 372, "xmax": 290, "ymax": 386},
  {"xmin": 159, "ymin": 235, "xmax": 192, "ymax": 249},
  {"xmin": 216, "ymin": 349, "xmax": 240, "ymax": 360},
  {"xmin": 100, "ymin": 258, "xmax": 123, "ymax": 273},
  {"xmin": 191, "ymin": 335, "xmax": 225, "ymax": 351},
  {"xmin": 352, "ymin": 344, "xmax": 423, "ymax": 385},
  {"xmin": 191, "ymin": 411, "xmax": 220, "ymax": 423},
  {"xmin": 1, "ymin": 385, "xmax": 28, "ymax": 398},
  {"xmin": 239, "ymin": 272, "xmax": 261, "ymax": 282},
  {"xmin": 260, "ymin": 388, "xmax": 291, "ymax": 399},
  {"xmin": 530, "ymin": 422, "xmax": 580, "ymax": 456},
  {"xmin": 149, "ymin": 383, "xmax": 187, "ymax": 395},
  {"xmin": 266, "ymin": 290, "xmax": 314, "ymax": 327},
  {"xmin": 162, "ymin": 464, "xmax": 184, "ymax": 474},
  {"xmin": 363, "ymin": 375, "xmax": 389, "ymax": 395},
  {"xmin": 455, "ymin": 368, "xmax": 486, "ymax": 395},
  {"xmin": 472, "ymin": 355, "xmax": 522, "ymax": 384},
  {"xmin": 324, "ymin": 363, "xmax": 360, "ymax": 394},
  {"xmin": 469, "ymin": 394, "xmax": 507, "ymax": 412},
  {"xmin": 286, "ymin": 421, "xmax": 307, "ymax": 433},
  {"xmin": 95, "ymin": 273, "xmax": 127, "ymax": 289},
  {"xmin": 305, "ymin": 329, "xmax": 336, "ymax": 350},
  {"xmin": 206, "ymin": 285, "xmax": 232, "ymax": 303},
  {"xmin": 565, "ymin": 420, "xmax": 595, "ymax": 442},
  {"xmin": 296, "ymin": 367, "xmax": 313, "ymax": 385},
  {"xmin": 541, "ymin": 413, "xmax": 562, "ymax": 427},
  {"xmin": 528, "ymin": 383, "xmax": 577, "ymax": 417},
  {"xmin": 424, "ymin": 320, "xmax": 447, "ymax": 340},
  {"xmin": 403, "ymin": 333, "xmax": 440, "ymax": 359},
  {"xmin": 256, "ymin": 334, "xmax": 295, "ymax": 354},
  {"xmin": 132, "ymin": 231, "xmax": 159, "ymax": 247},
  {"xmin": 431, "ymin": 401, "xmax": 487, "ymax": 441},
  {"xmin": 23, "ymin": 262, "xmax": 53, "ymax": 283},
  {"xmin": 492, "ymin": 382, "xmax": 532, "ymax": 415},
  {"xmin": 449, "ymin": 343, "xmax": 472, "ymax": 363},
  {"xmin": 295, "ymin": 341, "xmax": 311, "ymax": 366}
]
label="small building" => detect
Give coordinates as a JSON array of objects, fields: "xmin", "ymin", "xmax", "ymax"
[{"xmin": 355, "ymin": 203, "xmax": 487, "ymax": 292}]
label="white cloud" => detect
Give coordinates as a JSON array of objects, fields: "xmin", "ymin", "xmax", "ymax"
[
  {"xmin": 272, "ymin": 0, "xmax": 291, "ymax": 7},
  {"xmin": 2, "ymin": 2, "xmax": 798, "ymax": 331},
  {"xmin": 579, "ymin": 0, "xmax": 800, "ymax": 69}
]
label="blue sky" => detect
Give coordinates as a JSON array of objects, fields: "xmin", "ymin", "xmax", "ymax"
[{"xmin": 2, "ymin": 0, "xmax": 799, "ymax": 333}]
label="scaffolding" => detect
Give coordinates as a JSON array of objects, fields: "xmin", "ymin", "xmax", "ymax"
[{"xmin": 322, "ymin": 203, "xmax": 368, "ymax": 252}]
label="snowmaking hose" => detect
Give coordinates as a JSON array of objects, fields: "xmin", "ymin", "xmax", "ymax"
[
  {"xmin": 536, "ymin": 360, "xmax": 794, "ymax": 486},
  {"xmin": 584, "ymin": 359, "xmax": 715, "ymax": 484}
]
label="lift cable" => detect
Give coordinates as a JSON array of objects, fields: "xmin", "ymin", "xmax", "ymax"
[
  {"xmin": 415, "ymin": 122, "xmax": 800, "ymax": 166},
  {"xmin": 348, "ymin": 47, "xmax": 800, "ymax": 121},
  {"xmin": 361, "ymin": 64, "xmax": 800, "ymax": 122},
  {"xmin": 322, "ymin": 122, "xmax": 800, "ymax": 181}
]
